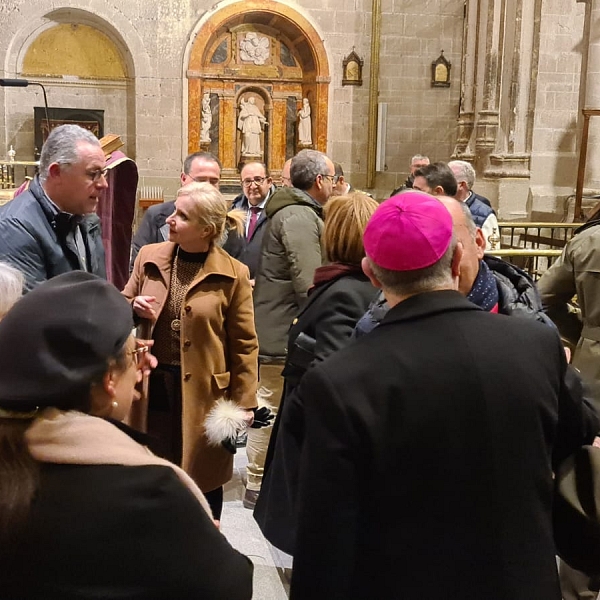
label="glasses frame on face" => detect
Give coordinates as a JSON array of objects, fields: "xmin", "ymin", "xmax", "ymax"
[
  {"xmin": 242, "ymin": 176, "xmax": 267, "ymax": 188},
  {"xmin": 320, "ymin": 174, "xmax": 337, "ymax": 184},
  {"xmin": 85, "ymin": 168, "xmax": 109, "ymax": 183},
  {"xmin": 126, "ymin": 345, "xmax": 148, "ymax": 369}
]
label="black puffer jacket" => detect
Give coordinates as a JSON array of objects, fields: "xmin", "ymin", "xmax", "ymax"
[
  {"xmin": 0, "ymin": 176, "xmax": 106, "ymax": 292},
  {"xmin": 354, "ymin": 255, "xmax": 552, "ymax": 337}
]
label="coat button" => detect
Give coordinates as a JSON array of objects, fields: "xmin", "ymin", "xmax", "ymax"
[
  {"xmin": 184, "ymin": 373, "xmax": 191, "ymax": 381},
  {"xmin": 184, "ymin": 340, "xmax": 191, "ymax": 347},
  {"xmin": 184, "ymin": 305, "xmax": 192, "ymax": 313}
]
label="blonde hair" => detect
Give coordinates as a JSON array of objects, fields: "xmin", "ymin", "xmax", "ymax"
[
  {"xmin": 0, "ymin": 262, "xmax": 24, "ymax": 318},
  {"xmin": 176, "ymin": 182, "xmax": 246, "ymax": 246},
  {"xmin": 322, "ymin": 193, "xmax": 379, "ymax": 265}
]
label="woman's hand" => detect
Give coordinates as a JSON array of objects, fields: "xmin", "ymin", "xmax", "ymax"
[{"xmin": 133, "ymin": 295, "xmax": 157, "ymax": 320}]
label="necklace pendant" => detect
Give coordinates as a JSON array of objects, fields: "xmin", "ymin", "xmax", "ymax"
[{"xmin": 171, "ymin": 318, "xmax": 181, "ymax": 332}]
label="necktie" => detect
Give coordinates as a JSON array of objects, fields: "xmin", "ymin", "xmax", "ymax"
[{"xmin": 248, "ymin": 206, "xmax": 261, "ymax": 239}]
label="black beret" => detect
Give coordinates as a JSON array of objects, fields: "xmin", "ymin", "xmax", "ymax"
[{"xmin": 0, "ymin": 271, "xmax": 133, "ymax": 410}]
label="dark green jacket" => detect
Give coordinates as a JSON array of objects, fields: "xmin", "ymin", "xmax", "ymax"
[{"xmin": 253, "ymin": 187, "xmax": 324, "ymax": 357}]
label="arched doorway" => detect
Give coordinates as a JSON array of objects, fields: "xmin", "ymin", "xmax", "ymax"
[{"xmin": 186, "ymin": 0, "xmax": 330, "ymax": 184}]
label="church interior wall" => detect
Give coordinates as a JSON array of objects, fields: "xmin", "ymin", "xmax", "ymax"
[
  {"xmin": 528, "ymin": 0, "xmax": 586, "ymax": 219},
  {"xmin": 0, "ymin": 0, "xmax": 594, "ymax": 216}
]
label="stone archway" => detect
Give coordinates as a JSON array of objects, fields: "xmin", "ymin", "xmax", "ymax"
[
  {"xmin": 185, "ymin": 0, "xmax": 330, "ymax": 183},
  {"xmin": 3, "ymin": 6, "xmax": 148, "ymax": 158}
]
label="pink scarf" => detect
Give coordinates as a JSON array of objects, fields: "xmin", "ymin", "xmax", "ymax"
[{"xmin": 26, "ymin": 408, "xmax": 213, "ymax": 519}]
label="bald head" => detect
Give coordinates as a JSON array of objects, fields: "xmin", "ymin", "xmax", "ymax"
[{"xmin": 437, "ymin": 196, "xmax": 486, "ymax": 295}]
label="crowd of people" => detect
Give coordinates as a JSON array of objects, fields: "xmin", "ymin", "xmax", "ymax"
[{"xmin": 0, "ymin": 123, "xmax": 599, "ymax": 599}]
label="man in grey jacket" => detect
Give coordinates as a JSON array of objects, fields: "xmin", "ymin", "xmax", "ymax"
[
  {"xmin": 245, "ymin": 149, "xmax": 335, "ymax": 508},
  {"xmin": 538, "ymin": 219, "xmax": 600, "ymax": 600},
  {"xmin": 0, "ymin": 124, "xmax": 107, "ymax": 292}
]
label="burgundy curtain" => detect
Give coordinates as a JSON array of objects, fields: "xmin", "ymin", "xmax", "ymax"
[{"xmin": 97, "ymin": 151, "xmax": 138, "ymax": 290}]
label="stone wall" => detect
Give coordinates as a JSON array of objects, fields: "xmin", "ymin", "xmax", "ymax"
[
  {"xmin": 529, "ymin": 0, "xmax": 587, "ymax": 218},
  {"xmin": 0, "ymin": 0, "xmax": 593, "ymax": 214}
]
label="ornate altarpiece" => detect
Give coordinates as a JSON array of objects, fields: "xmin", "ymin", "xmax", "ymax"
[{"xmin": 187, "ymin": 2, "xmax": 330, "ymax": 188}]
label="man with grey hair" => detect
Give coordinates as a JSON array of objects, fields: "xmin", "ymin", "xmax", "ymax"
[
  {"xmin": 390, "ymin": 153, "xmax": 430, "ymax": 195},
  {"xmin": 449, "ymin": 159, "xmax": 498, "ymax": 249},
  {"xmin": 0, "ymin": 124, "xmax": 107, "ymax": 291},
  {"xmin": 289, "ymin": 190, "xmax": 598, "ymax": 599},
  {"xmin": 246, "ymin": 148, "xmax": 335, "ymax": 508}
]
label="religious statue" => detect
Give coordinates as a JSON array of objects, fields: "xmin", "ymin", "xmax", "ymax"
[
  {"xmin": 298, "ymin": 98, "xmax": 312, "ymax": 146},
  {"xmin": 239, "ymin": 32, "xmax": 270, "ymax": 66},
  {"xmin": 200, "ymin": 92, "xmax": 212, "ymax": 143},
  {"xmin": 237, "ymin": 97, "xmax": 267, "ymax": 157}
]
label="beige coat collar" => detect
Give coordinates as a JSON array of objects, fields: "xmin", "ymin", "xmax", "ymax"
[{"xmin": 139, "ymin": 242, "xmax": 241, "ymax": 288}]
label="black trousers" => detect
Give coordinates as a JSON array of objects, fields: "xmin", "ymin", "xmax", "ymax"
[{"xmin": 148, "ymin": 364, "xmax": 224, "ymax": 520}]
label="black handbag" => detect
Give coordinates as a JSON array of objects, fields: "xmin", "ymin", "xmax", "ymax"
[{"xmin": 287, "ymin": 331, "xmax": 316, "ymax": 372}]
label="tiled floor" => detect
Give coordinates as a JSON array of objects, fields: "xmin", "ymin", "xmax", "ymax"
[{"xmin": 220, "ymin": 449, "xmax": 292, "ymax": 600}]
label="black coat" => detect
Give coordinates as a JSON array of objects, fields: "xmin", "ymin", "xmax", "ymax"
[
  {"xmin": 254, "ymin": 270, "xmax": 377, "ymax": 553},
  {"xmin": 130, "ymin": 201, "xmax": 174, "ymax": 270},
  {"xmin": 289, "ymin": 290, "xmax": 599, "ymax": 600},
  {"xmin": 0, "ymin": 176, "xmax": 106, "ymax": 292},
  {"xmin": 5, "ymin": 462, "xmax": 253, "ymax": 599},
  {"xmin": 221, "ymin": 189, "xmax": 273, "ymax": 279}
]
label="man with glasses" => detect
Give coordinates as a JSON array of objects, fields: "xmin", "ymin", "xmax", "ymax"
[
  {"xmin": 0, "ymin": 124, "xmax": 107, "ymax": 292},
  {"xmin": 130, "ymin": 151, "xmax": 221, "ymax": 268},
  {"xmin": 246, "ymin": 149, "xmax": 335, "ymax": 509},
  {"xmin": 222, "ymin": 161, "xmax": 276, "ymax": 281}
]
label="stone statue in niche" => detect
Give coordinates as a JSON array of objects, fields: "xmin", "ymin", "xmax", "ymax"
[
  {"xmin": 200, "ymin": 92, "xmax": 212, "ymax": 143},
  {"xmin": 239, "ymin": 32, "xmax": 270, "ymax": 66},
  {"xmin": 298, "ymin": 98, "xmax": 312, "ymax": 146},
  {"xmin": 237, "ymin": 97, "xmax": 267, "ymax": 156}
]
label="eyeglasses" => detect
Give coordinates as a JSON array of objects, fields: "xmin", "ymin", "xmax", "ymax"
[
  {"xmin": 320, "ymin": 174, "xmax": 338, "ymax": 184},
  {"xmin": 127, "ymin": 345, "xmax": 149, "ymax": 368},
  {"xmin": 86, "ymin": 168, "xmax": 108, "ymax": 182},
  {"xmin": 242, "ymin": 176, "xmax": 267, "ymax": 188}
]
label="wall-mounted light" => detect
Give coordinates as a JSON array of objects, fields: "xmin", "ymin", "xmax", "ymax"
[{"xmin": 0, "ymin": 79, "xmax": 50, "ymax": 138}]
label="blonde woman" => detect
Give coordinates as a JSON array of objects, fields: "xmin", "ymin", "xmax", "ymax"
[
  {"xmin": 254, "ymin": 192, "xmax": 379, "ymax": 553},
  {"xmin": 124, "ymin": 182, "xmax": 259, "ymax": 520}
]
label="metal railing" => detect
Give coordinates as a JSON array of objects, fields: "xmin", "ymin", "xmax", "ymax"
[
  {"xmin": 0, "ymin": 160, "xmax": 38, "ymax": 190},
  {"xmin": 485, "ymin": 248, "xmax": 563, "ymax": 281},
  {"xmin": 497, "ymin": 222, "xmax": 579, "ymax": 250}
]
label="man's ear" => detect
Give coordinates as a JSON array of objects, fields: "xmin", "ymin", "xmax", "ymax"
[
  {"xmin": 451, "ymin": 242, "xmax": 464, "ymax": 281},
  {"xmin": 433, "ymin": 185, "xmax": 445, "ymax": 196},
  {"xmin": 474, "ymin": 228, "xmax": 486, "ymax": 259},
  {"xmin": 362, "ymin": 257, "xmax": 382, "ymax": 289},
  {"xmin": 47, "ymin": 162, "xmax": 62, "ymax": 180}
]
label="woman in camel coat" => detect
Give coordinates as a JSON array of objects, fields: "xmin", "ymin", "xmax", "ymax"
[{"xmin": 123, "ymin": 182, "xmax": 259, "ymax": 519}]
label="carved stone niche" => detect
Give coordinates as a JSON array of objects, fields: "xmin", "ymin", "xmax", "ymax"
[{"xmin": 186, "ymin": 2, "xmax": 330, "ymax": 184}]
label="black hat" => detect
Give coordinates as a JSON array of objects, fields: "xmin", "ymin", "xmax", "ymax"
[{"xmin": 0, "ymin": 271, "xmax": 134, "ymax": 410}]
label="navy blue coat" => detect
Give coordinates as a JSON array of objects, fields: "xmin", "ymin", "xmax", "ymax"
[{"xmin": 0, "ymin": 176, "xmax": 106, "ymax": 292}]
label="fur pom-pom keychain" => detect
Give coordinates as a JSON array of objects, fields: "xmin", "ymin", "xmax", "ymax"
[{"xmin": 204, "ymin": 387, "xmax": 274, "ymax": 453}]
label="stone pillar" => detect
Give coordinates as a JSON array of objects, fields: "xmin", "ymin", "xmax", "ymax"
[
  {"xmin": 453, "ymin": 0, "xmax": 478, "ymax": 159},
  {"xmin": 580, "ymin": 0, "xmax": 600, "ymax": 189}
]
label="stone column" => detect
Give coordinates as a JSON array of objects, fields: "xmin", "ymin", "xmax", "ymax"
[
  {"xmin": 580, "ymin": 0, "xmax": 600, "ymax": 189},
  {"xmin": 453, "ymin": 0, "xmax": 478, "ymax": 159}
]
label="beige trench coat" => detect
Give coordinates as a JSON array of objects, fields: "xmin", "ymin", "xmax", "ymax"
[
  {"xmin": 538, "ymin": 221, "xmax": 600, "ymax": 412},
  {"xmin": 123, "ymin": 241, "xmax": 259, "ymax": 491}
]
